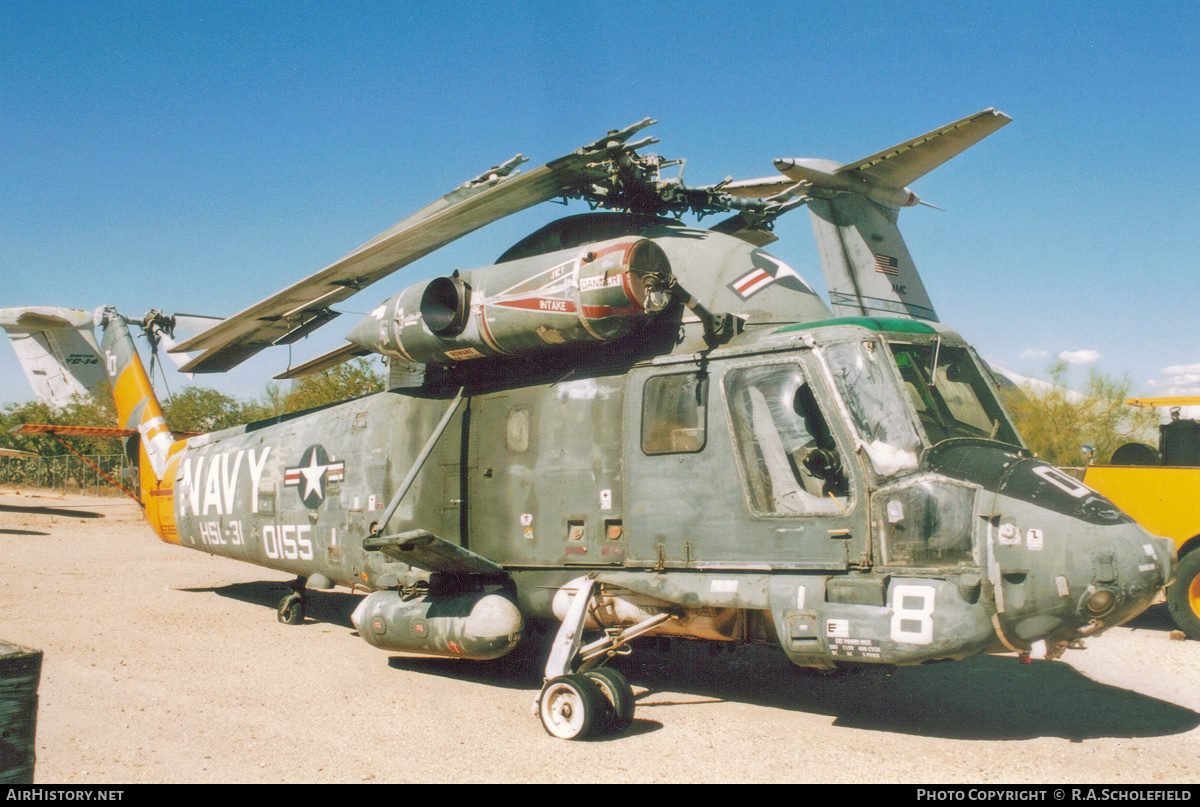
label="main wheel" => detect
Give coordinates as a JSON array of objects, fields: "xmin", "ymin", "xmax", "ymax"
[
  {"xmin": 277, "ymin": 592, "xmax": 305, "ymax": 625},
  {"xmin": 583, "ymin": 667, "xmax": 636, "ymax": 731},
  {"xmin": 538, "ymin": 674, "xmax": 610, "ymax": 740},
  {"xmin": 1167, "ymin": 549, "xmax": 1200, "ymax": 640}
]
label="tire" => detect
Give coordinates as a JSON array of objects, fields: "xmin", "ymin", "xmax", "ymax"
[
  {"xmin": 1167, "ymin": 549, "xmax": 1200, "ymax": 640},
  {"xmin": 583, "ymin": 667, "xmax": 636, "ymax": 731},
  {"xmin": 277, "ymin": 593, "xmax": 305, "ymax": 625},
  {"xmin": 538, "ymin": 674, "xmax": 611, "ymax": 740}
]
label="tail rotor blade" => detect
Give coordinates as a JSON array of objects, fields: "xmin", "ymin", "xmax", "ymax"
[
  {"xmin": 170, "ymin": 313, "xmax": 223, "ymax": 335},
  {"xmin": 157, "ymin": 332, "xmax": 195, "ymax": 379}
]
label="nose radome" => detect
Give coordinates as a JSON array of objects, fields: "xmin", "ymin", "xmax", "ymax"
[
  {"xmin": 1069, "ymin": 522, "xmax": 1168, "ymax": 635},
  {"xmin": 988, "ymin": 513, "xmax": 1172, "ymax": 655}
]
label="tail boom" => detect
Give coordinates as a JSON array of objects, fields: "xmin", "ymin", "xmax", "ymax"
[{"xmin": 98, "ymin": 307, "xmax": 186, "ymax": 544}]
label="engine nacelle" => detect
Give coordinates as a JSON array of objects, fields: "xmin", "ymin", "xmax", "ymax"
[
  {"xmin": 346, "ymin": 236, "xmax": 672, "ymax": 366},
  {"xmin": 351, "ymin": 590, "xmax": 524, "ymax": 660}
]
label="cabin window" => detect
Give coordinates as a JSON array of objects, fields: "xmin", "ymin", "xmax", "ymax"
[
  {"xmin": 642, "ymin": 372, "xmax": 707, "ymax": 455},
  {"xmin": 725, "ymin": 363, "xmax": 848, "ymax": 516}
]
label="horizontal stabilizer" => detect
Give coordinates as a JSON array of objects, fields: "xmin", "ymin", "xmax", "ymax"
[
  {"xmin": 742, "ymin": 109, "xmax": 1010, "ymax": 323},
  {"xmin": 723, "ymin": 109, "xmax": 1010, "ymax": 211},
  {"xmin": 363, "ymin": 529, "xmax": 505, "ymax": 575},
  {"xmin": 0, "ymin": 306, "xmax": 107, "ymax": 408},
  {"xmin": 836, "ymin": 108, "xmax": 1011, "ymax": 189}
]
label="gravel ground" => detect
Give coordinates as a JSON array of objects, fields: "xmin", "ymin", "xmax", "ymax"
[{"xmin": 2, "ymin": 489, "xmax": 1198, "ymax": 784}]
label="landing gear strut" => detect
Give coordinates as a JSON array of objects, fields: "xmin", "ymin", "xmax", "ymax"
[
  {"xmin": 535, "ymin": 576, "xmax": 670, "ymax": 739},
  {"xmin": 277, "ymin": 576, "xmax": 308, "ymax": 625}
]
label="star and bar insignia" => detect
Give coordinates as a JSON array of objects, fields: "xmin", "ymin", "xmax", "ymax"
[
  {"xmin": 284, "ymin": 444, "xmax": 345, "ymax": 509},
  {"xmin": 727, "ymin": 250, "xmax": 812, "ymax": 301}
]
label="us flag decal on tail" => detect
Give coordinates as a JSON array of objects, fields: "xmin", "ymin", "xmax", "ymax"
[{"xmin": 874, "ymin": 253, "xmax": 900, "ymax": 276}]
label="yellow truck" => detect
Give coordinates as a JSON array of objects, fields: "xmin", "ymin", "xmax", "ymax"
[{"xmin": 1083, "ymin": 396, "xmax": 1200, "ymax": 638}]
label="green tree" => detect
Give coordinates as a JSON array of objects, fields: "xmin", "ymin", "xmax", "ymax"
[
  {"xmin": 162, "ymin": 386, "xmax": 275, "ymax": 434},
  {"xmin": 0, "ymin": 392, "xmax": 122, "ymax": 457},
  {"xmin": 1, "ymin": 354, "xmax": 385, "ymax": 461},
  {"xmin": 258, "ymin": 381, "xmax": 289, "ymax": 419},
  {"xmin": 1002, "ymin": 360, "xmax": 1158, "ymax": 467},
  {"xmin": 282, "ymin": 357, "xmax": 385, "ymax": 413}
]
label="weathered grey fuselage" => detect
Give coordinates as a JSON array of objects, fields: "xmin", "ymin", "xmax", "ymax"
[{"xmin": 164, "ymin": 214, "xmax": 1173, "ymax": 670}]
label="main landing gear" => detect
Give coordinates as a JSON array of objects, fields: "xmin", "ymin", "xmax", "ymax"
[
  {"xmin": 536, "ymin": 577, "xmax": 670, "ymax": 739},
  {"xmin": 277, "ymin": 576, "xmax": 308, "ymax": 625}
]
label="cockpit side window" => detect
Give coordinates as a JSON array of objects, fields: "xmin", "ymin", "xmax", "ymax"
[
  {"xmin": 642, "ymin": 372, "xmax": 707, "ymax": 455},
  {"xmin": 725, "ymin": 363, "xmax": 848, "ymax": 516}
]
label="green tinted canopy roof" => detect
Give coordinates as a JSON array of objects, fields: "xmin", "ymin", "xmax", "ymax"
[{"xmin": 773, "ymin": 316, "xmax": 938, "ymax": 336}]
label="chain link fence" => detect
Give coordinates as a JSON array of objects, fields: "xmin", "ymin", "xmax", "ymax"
[{"xmin": 0, "ymin": 454, "xmax": 139, "ymax": 497}]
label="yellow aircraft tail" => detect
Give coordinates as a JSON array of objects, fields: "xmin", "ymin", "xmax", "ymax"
[{"xmin": 97, "ymin": 307, "xmax": 185, "ymax": 543}]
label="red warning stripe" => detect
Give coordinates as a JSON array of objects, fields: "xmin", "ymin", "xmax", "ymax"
[{"xmin": 14, "ymin": 423, "xmax": 137, "ymax": 437}]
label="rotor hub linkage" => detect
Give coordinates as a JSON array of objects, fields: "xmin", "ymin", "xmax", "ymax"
[{"xmin": 566, "ymin": 133, "xmax": 806, "ymax": 222}]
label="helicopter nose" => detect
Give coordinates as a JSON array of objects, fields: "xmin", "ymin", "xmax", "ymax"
[
  {"xmin": 920, "ymin": 442, "xmax": 1174, "ymax": 652},
  {"xmin": 987, "ymin": 506, "xmax": 1174, "ymax": 652},
  {"xmin": 1071, "ymin": 521, "xmax": 1174, "ymax": 628}
]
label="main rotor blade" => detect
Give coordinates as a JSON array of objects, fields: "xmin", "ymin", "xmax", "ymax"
[
  {"xmin": 172, "ymin": 121, "xmax": 657, "ymax": 374},
  {"xmin": 272, "ymin": 342, "xmax": 371, "ymax": 379}
]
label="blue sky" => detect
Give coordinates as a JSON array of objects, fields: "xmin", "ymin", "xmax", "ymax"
[{"xmin": 3, "ymin": 1, "xmax": 1198, "ymax": 406}]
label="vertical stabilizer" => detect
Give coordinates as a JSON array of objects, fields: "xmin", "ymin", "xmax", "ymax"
[
  {"xmin": 725, "ymin": 110, "xmax": 1010, "ymax": 323},
  {"xmin": 0, "ymin": 307, "xmax": 108, "ymax": 408},
  {"xmin": 808, "ymin": 195, "xmax": 938, "ymax": 322},
  {"xmin": 97, "ymin": 308, "xmax": 177, "ymax": 490}
]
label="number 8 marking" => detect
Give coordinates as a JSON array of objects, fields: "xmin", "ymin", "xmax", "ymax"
[{"xmin": 891, "ymin": 584, "xmax": 935, "ymax": 645}]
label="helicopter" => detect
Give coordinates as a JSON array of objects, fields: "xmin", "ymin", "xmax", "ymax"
[{"xmin": 4, "ymin": 110, "xmax": 1175, "ymax": 739}]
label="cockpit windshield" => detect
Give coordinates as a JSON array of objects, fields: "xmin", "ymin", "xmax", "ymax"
[
  {"xmin": 888, "ymin": 342, "xmax": 1020, "ymax": 447},
  {"xmin": 823, "ymin": 341, "xmax": 923, "ymax": 478},
  {"xmin": 822, "ymin": 337, "xmax": 1021, "ymax": 478}
]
